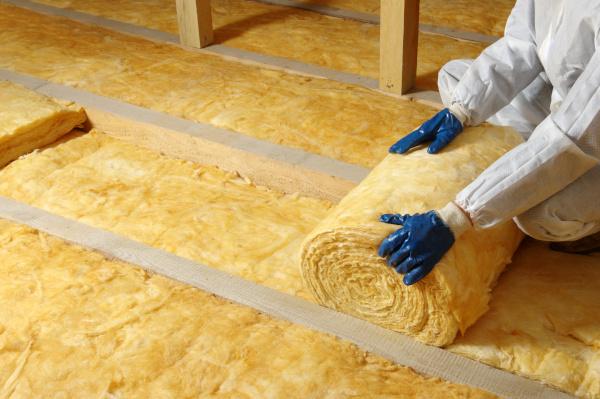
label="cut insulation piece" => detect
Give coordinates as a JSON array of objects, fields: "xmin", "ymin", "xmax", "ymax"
[
  {"xmin": 301, "ymin": 126, "xmax": 524, "ymax": 346},
  {"xmin": 0, "ymin": 219, "xmax": 497, "ymax": 398},
  {"xmin": 0, "ymin": 80, "xmax": 86, "ymax": 167}
]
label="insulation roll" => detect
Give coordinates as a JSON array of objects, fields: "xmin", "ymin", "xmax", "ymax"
[{"xmin": 301, "ymin": 126, "xmax": 524, "ymax": 346}]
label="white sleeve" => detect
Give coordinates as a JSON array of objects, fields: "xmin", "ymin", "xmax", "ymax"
[
  {"xmin": 456, "ymin": 49, "xmax": 600, "ymax": 228},
  {"xmin": 450, "ymin": 0, "xmax": 543, "ymax": 126}
]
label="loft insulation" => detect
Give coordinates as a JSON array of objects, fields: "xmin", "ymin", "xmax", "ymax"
[
  {"xmin": 29, "ymin": 0, "xmax": 487, "ymax": 90},
  {"xmin": 0, "ymin": 3, "xmax": 440, "ymax": 168},
  {"xmin": 294, "ymin": 0, "xmax": 515, "ymax": 37},
  {"xmin": 0, "ymin": 129, "xmax": 598, "ymax": 396},
  {"xmin": 0, "ymin": 80, "xmax": 86, "ymax": 167},
  {"xmin": 301, "ymin": 126, "xmax": 524, "ymax": 346},
  {"xmin": 0, "ymin": 220, "xmax": 497, "ymax": 398},
  {"xmin": 0, "ymin": 130, "xmax": 330, "ymax": 301},
  {"xmin": 449, "ymin": 240, "xmax": 600, "ymax": 398}
]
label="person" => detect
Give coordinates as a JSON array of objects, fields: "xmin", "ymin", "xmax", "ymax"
[{"xmin": 378, "ymin": 0, "xmax": 600, "ymax": 286}]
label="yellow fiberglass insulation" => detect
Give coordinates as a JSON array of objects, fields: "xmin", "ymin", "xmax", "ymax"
[
  {"xmin": 301, "ymin": 126, "xmax": 524, "ymax": 346},
  {"xmin": 449, "ymin": 240, "xmax": 600, "ymax": 398},
  {"xmin": 0, "ymin": 80, "xmax": 86, "ymax": 167},
  {"xmin": 0, "ymin": 127, "xmax": 599, "ymax": 397},
  {"xmin": 294, "ymin": 0, "xmax": 515, "ymax": 37},
  {"xmin": 0, "ymin": 130, "xmax": 330, "ymax": 301},
  {"xmin": 0, "ymin": 219, "xmax": 497, "ymax": 398},
  {"xmin": 30, "ymin": 0, "xmax": 487, "ymax": 90},
  {"xmin": 0, "ymin": 3, "xmax": 437, "ymax": 169},
  {"xmin": 31, "ymin": 0, "xmax": 515, "ymax": 38}
]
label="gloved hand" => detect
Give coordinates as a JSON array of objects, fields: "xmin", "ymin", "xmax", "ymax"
[
  {"xmin": 378, "ymin": 202, "xmax": 472, "ymax": 285},
  {"xmin": 389, "ymin": 108, "xmax": 464, "ymax": 154}
]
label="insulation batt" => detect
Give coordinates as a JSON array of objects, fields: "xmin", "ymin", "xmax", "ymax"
[
  {"xmin": 30, "ymin": 0, "xmax": 487, "ymax": 90},
  {"xmin": 0, "ymin": 129, "xmax": 599, "ymax": 397},
  {"xmin": 0, "ymin": 80, "xmax": 86, "ymax": 167},
  {"xmin": 0, "ymin": 130, "xmax": 331, "ymax": 301},
  {"xmin": 0, "ymin": 219, "xmax": 496, "ymax": 398},
  {"xmin": 301, "ymin": 126, "xmax": 524, "ymax": 346}
]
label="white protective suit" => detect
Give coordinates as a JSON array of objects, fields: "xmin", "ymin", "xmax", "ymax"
[{"xmin": 438, "ymin": 0, "xmax": 600, "ymax": 242}]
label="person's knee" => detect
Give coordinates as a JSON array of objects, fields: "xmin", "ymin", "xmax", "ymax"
[
  {"xmin": 514, "ymin": 202, "xmax": 599, "ymax": 242},
  {"xmin": 438, "ymin": 59, "xmax": 472, "ymax": 106}
]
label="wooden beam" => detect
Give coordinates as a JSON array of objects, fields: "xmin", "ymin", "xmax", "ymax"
[
  {"xmin": 84, "ymin": 107, "xmax": 356, "ymax": 203},
  {"xmin": 175, "ymin": 0, "xmax": 214, "ymax": 48},
  {"xmin": 379, "ymin": 0, "xmax": 420, "ymax": 95}
]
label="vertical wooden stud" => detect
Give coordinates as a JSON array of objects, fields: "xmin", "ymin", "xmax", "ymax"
[
  {"xmin": 379, "ymin": 0, "xmax": 420, "ymax": 94},
  {"xmin": 176, "ymin": 0, "xmax": 214, "ymax": 48}
]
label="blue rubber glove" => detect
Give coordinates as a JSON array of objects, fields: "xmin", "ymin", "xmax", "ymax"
[
  {"xmin": 389, "ymin": 108, "xmax": 463, "ymax": 154},
  {"xmin": 377, "ymin": 212, "xmax": 455, "ymax": 286}
]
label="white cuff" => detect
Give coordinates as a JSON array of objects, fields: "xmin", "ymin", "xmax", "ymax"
[
  {"xmin": 437, "ymin": 202, "xmax": 473, "ymax": 238},
  {"xmin": 448, "ymin": 103, "xmax": 470, "ymax": 126}
]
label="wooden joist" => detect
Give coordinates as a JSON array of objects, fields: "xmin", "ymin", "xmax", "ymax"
[
  {"xmin": 175, "ymin": 0, "xmax": 214, "ymax": 48},
  {"xmin": 84, "ymin": 107, "xmax": 356, "ymax": 203},
  {"xmin": 379, "ymin": 0, "xmax": 420, "ymax": 95}
]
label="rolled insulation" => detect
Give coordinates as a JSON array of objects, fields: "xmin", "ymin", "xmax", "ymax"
[{"xmin": 301, "ymin": 126, "xmax": 524, "ymax": 346}]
